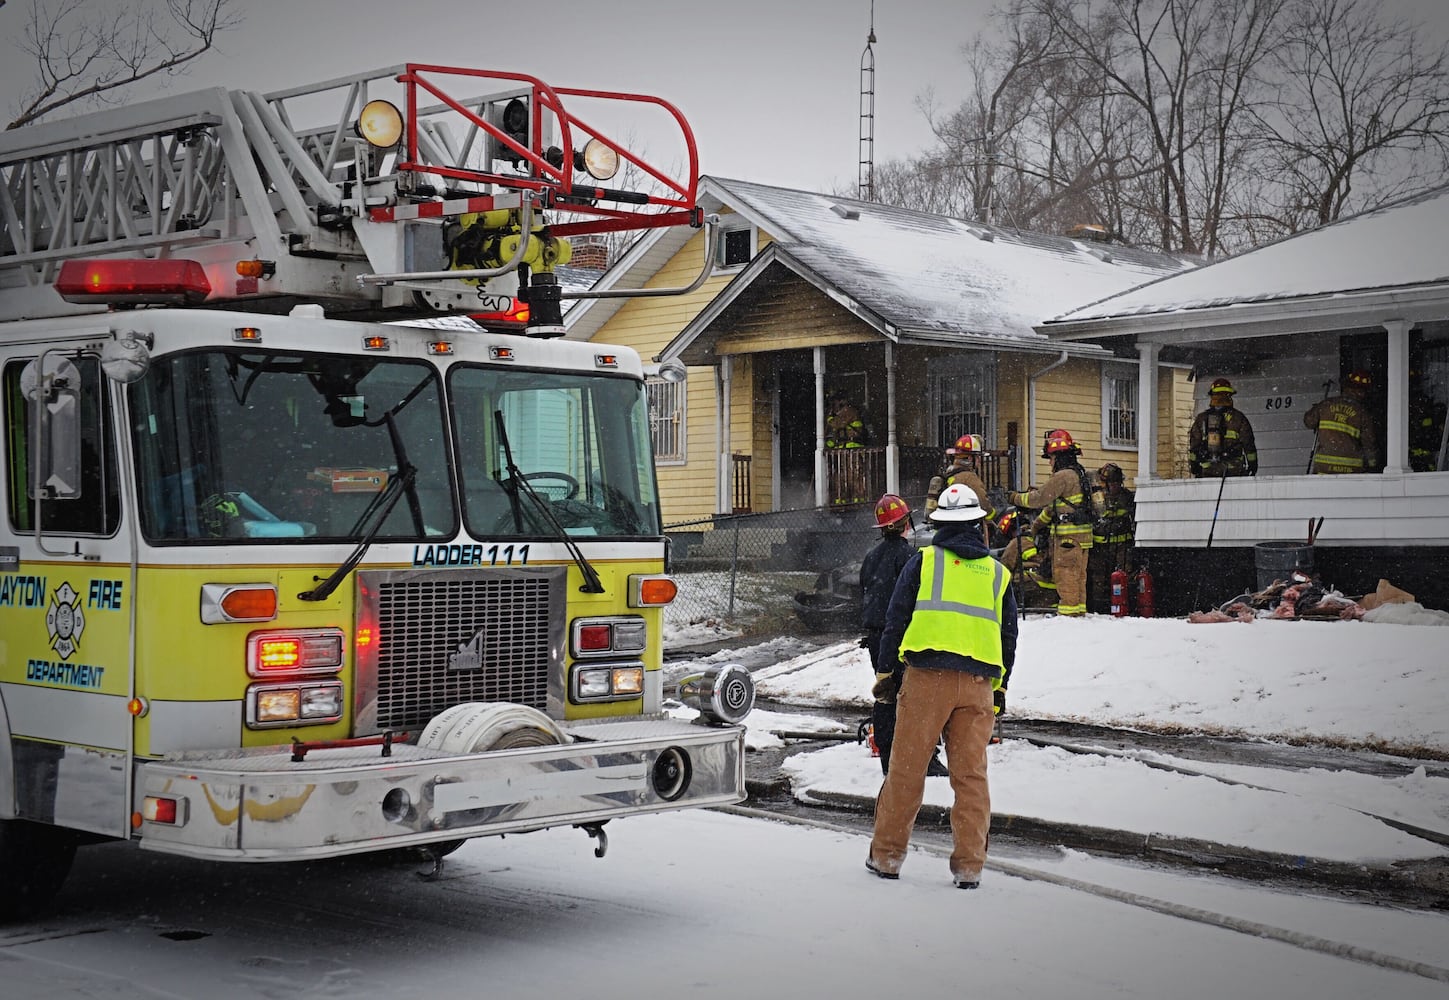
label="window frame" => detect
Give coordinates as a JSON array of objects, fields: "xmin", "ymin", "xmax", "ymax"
[
  {"xmin": 4, "ymin": 354, "xmax": 122, "ymax": 539},
  {"xmin": 713, "ymin": 215, "xmax": 757, "ymax": 272},
  {"xmin": 645, "ymin": 375, "xmax": 686, "ymax": 465},
  {"xmin": 1101, "ymin": 362, "xmax": 1139, "ymax": 451}
]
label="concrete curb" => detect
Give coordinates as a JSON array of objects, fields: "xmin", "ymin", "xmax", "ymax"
[{"xmin": 751, "ymin": 780, "xmax": 1449, "ymax": 906}]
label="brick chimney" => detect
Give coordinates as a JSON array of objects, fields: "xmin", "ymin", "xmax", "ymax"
[{"xmin": 569, "ymin": 237, "xmax": 610, "ymax": 270}]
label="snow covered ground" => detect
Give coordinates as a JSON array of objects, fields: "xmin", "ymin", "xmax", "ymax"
[{"xmin": 668, "ymin": 613, "xmax": 1449, "ymax": 865}]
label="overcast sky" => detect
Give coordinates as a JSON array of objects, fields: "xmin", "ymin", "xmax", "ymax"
[{"xmin": 3, "ymin": 0, "xmax": 1448, "ymax": 195}]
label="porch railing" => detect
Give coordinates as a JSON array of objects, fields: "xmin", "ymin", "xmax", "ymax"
[
  {"xmin": 831, "ymin": 445, "xmax": 1018, "ymax": 507},
  {"xmin": 732, "ymin": 453, "xmax": 752, "ymax": 513}
]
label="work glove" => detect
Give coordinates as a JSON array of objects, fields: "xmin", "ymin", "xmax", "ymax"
[
  {"xmin": 871, "ymin": 672, "xmax": 898, "ymax": 704},
  {"xmin": 857, "ymin": 635, "xmax": 871, "ymax": 649},
  {"xmin": 993, "ymin": 688, "xmax": 1007, "ymax": 717}
]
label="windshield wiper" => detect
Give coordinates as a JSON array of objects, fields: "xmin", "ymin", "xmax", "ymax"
[
  {"xmin": 494, "ymin": 410, "xmax": 604, "ymax": 594},
  {"xmin": 299, "ymin": 413, "xmax": 419, "ymax": 602}
]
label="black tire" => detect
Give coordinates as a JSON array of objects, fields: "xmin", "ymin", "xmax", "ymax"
[{"xmin": 0, "ymin": 818, "xmax": 78, "ymax": 922}]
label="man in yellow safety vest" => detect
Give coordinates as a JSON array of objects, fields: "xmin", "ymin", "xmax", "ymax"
[{"xmin": 866, "ymin": 482, "xmax": 1017, "ymax": 890}]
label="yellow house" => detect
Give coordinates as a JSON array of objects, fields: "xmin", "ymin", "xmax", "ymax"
[{"xmin": 562, "ymin": 178, "xmax": 1198, "ymax": 526}]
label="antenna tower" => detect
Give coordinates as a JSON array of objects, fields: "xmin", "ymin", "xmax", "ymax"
[{"xmin": 858, "ymin": 2, "xmax": 877, "ymax": 201}]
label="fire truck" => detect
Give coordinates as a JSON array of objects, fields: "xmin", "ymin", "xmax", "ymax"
[{"xmin": 0, "ymin": 64, "xmax": 751, "ymax": 920}]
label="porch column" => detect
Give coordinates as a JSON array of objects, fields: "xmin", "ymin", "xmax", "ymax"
[
  {"xmin": 718, "ymin": 355, "xmax": 733, "ymax": 513},
  {"xmin": 1136, "ymin": 341, "xmax": 1161, "ymax": 481},
  {"xmin": 814, "ymin": 347, "xmax": 828, "ymax": 507},
  {"xmin": 885, "ymin": 340, "xmax": 899, "ymax": 495},
  {"xmin": 1384, "ymin": 320, "xmax": 1411, "ymax": 475}
]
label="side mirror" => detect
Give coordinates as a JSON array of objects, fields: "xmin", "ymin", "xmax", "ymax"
[
  {"xmin": 20, "ymin": 354, "xmax": 83, "ymax": 501},
  {"xmin": 101, "ymin": 330, "xmax": 152, "ymax": 384}
]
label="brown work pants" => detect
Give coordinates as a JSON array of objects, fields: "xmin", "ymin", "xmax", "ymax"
[{"xmin": 869, "ymin": 667, "xmax": 996, "ymax": 881}]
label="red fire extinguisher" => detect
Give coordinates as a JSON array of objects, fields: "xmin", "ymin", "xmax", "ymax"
[
  {"xmin": 1110, "ymin": 568, "xmax": 1129, "ymax": 617},
  {"xmin": 1133, "ymin": 565, "xmax": 1156, "ymax": 618}
]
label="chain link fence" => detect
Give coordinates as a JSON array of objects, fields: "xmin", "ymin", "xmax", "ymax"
[{"xmin": 664, "ymin": 504, "xmax": 884, "ymax": 636}]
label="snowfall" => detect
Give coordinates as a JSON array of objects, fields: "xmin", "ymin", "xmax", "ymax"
[{"xmin": 9, "ymin": 607, "xmax": 1449, "ymax": 1000}]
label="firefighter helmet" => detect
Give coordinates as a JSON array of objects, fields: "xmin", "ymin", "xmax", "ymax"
[
  {"xmin": 1209, "ymin": 377, "xmax": 1236, "ymax": 396},
  {"xmin": 1098, "ymin": 462, "xmax": 1125, "ymax": 484},
  {"xmin": 873, "ymin": 493, "xmax": 911, "ymax": 528},
  {"xmin": 931, "ymin": 483, "xmax": 988, "ymax": 522},
  {"xmin": 1346, "ymin": 370, "xmax": 1373, "ymax": 392},
  {"xmin": 947, "ymin": 433, "xmax": 984, "ymax": 456},
  {"xmin": 1041, "ymin": 427, "xmax": 1077, "ymax": 458}
]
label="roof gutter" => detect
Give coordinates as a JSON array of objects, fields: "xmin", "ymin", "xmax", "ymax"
[{"xmin": 1027, "ymin": 350, "xmax": 1070, "ymax": 477}]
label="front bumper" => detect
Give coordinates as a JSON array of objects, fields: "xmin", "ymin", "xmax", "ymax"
[{"xmin": 133, "ymin": 718, "xmax": 743, "ymax": 860}]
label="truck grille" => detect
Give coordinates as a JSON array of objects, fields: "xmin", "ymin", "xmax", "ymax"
[{"xmin": 355, "ymin": 567, "xmax": 566, "ymax": 734}]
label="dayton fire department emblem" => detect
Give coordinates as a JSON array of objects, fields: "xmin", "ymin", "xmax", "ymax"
[{"xmin": 46, "ymin": 581, "xmax": 86, "ymax": 660}]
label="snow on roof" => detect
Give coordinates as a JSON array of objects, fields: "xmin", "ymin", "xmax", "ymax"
[
  {"xmin": 709, "ymin": 177, "xmax": 1195, "ymax": 343},
  {"xmin": 1049, "ymin": 183, "xmax": 1449, "ymax": 325}
]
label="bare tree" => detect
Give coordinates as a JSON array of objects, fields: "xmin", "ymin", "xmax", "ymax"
[
  {"xmin": 1255, "ymin": 0, "xmax": 1449, "ymax": 232},
  {"xmin": 7, "ymin": 0, "xmax": 242, "ymax": 130}
]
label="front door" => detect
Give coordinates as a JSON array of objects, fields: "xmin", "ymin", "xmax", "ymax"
[{"xmin": 775, "ymin": 369, "xmax": 816, "ymax": 509}]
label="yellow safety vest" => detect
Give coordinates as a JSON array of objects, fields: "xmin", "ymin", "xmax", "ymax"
[{"xmin": 898, "ymin": 546, "xmax": 1009, "ymax": 686}]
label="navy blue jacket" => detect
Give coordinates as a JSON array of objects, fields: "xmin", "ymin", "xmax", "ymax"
[
  {"xmin": 880, "ymin": 522, "xmax": 1018, "ymax": 688},
  {"xmin": 860, "ymin": 533, "xmax": 915, "ymax": 631}
]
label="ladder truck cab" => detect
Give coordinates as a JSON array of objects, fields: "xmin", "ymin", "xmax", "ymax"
[{"xmin": 0, "ymin": 64, "xmax": 747, "ymax": 921}]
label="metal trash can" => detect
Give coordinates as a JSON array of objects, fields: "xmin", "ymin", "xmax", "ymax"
[{"xmin": 1254, "ymin": 541, "xmax": 1313, "ymax": 591}]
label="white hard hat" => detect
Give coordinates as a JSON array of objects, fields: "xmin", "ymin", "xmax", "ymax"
[{"xmin": 930, "ymin": 483, "xmax": 987, "ymax": 522}]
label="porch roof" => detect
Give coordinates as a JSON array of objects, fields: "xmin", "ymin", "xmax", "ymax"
[
  {"xmin": 658, "ymin": 177, "xmax": 1196, "ymax": 365},
  {"xmin": 1039, "ymin": 183, "xmax": 1449, "ymax": 343}
]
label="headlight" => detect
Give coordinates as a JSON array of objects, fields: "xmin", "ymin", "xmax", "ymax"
[
  {"xmin": 247, "ymin": 681, "xmax": 344, "ymax": 728},
  {"xmin": 572, "ymin": 664, "xmax": 646, "ymax": 703}
]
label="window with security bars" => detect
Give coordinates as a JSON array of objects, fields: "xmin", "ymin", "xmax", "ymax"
[
  {"xmin": 929, "ymin": 361, "xmax": 995, "ymax": 446},
  {"xmin": 647, "ymin": 377, "xmax": 685, "ymax": 463},
  {"xmin": 1102, "ymin": 366, "xmax": 1138, "ymax": 447}
]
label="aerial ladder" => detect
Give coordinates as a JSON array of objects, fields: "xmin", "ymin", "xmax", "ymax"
[{"xmin": 0, "ymin": 63, "xmax": 712, "ymax": 327}]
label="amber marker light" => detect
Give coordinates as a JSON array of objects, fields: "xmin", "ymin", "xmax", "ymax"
[
  {"xmin": 233, "ymin": 326, "xmax": 263, "ymax": 343},
  {"xmin": 362, "ymin": 335, "xmax": 391, "ymax": 351},
  {"xmin": 236, "ymin": 259, "xmax": 276, "ymax": 279},
  {"xmin": 428, "ymin": 341, "xmax": 454, "ymax": 355},
  {"xmin": 127, "ymin": 697, "xmax": 149, "ymax": 717},
  {"xmin": 220, "ymin": 586, "xmax": 278, "ymax": 621},
  {"xmin": 630, "ymin": 575, "xmax": 678, "ymax": 607}
]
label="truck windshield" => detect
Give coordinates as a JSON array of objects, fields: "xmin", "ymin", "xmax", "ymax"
[
  {"xmin": 130, "ymin": 349, "xmax": 454, "ymax": 543},
  {"xmin": 450, "ymin": 366, "xmax": 661, "ymax": 540}
]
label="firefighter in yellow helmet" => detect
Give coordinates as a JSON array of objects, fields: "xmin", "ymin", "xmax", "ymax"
[
  {"xmin": 1305, "ymin": 370, "xmax": 1379, "ymax": 474},
  {"xmin": 924, "ymin": 434, "xmax": 995, "ymax": 525},
  {"xmin": 1188, "ymin": 378, "xmax": 1257, "ymax": 477},
  {"xmin": 826, "ymin": 391, "xmax": 868, "ymax": 504},
  {"xmin": 1007, "ymin": 428, "xmax": 1099, "ymax": 616}
]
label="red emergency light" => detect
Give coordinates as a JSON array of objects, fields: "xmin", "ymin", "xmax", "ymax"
[
  {"xmin": 469, "ymin": 297, "xmax": 529, "ymax": 329},
  {"xmin": 55, "ymin": 258, "xmax": 212, "ymax": 306}
]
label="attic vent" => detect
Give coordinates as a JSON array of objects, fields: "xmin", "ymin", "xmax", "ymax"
[
  {"xmin": 965, "ymin": 224, "xmax": 995, "ymax": 242},
  {"xmin": 830, "ymin": 203, "xmax": 860, "ymax": 220},
  {"xmin": 1088, "ymin": 247, "xmax": 1113, "ymax": 263},
  {"xmin": 1068, "ymin": 223, "xmax": 1110, "ymax": 242}
]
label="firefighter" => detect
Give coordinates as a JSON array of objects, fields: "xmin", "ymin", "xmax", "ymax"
[
  {"xmin": 924, "ymin": 434, "xmax": 995, "ymax": 524},
  {"xmin": 1087, "ymin": 463, "xmax": 1135, "ymax": 614},
  {"xmin": 1409, "ymin": 370, "xmax": 1446, "ymax": 473},
  {"xmin": 861, "ymin": 494, "xmax": 947, "ymax": 777},
  {"xmin": 1304, "ymin": 370, "xmax": 1378, "ymax": 474},
  {"xmin": 1188, "ymin": 378, "xmax": 1257, "ymax": 477},
  {"xmin": 826, "ymin": 392, "xmax": 867, "ymax": 504},
  {"xmin": 866, "ymin": 483, "xmax": 1017, "ymax": 888},
  {"xmin": 1007, "ymin": 428, "xmax": 1097, "ymax": 616}
]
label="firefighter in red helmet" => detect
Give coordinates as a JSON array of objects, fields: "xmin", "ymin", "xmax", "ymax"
[
  {"xmin": 1304, "ymin": 370, "xmax": 1379, "ymax": 473},
  {"xmin": 860, "ymin": 494, "xmax": 946, "ymax": 776},
  {"xmin": 1189, "ymin": 377, "xmax": 1257, "ymax": 477},
  {"xmin": 1006, "ymin": 428, "xmax": 1099, "ymax": 616}
]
